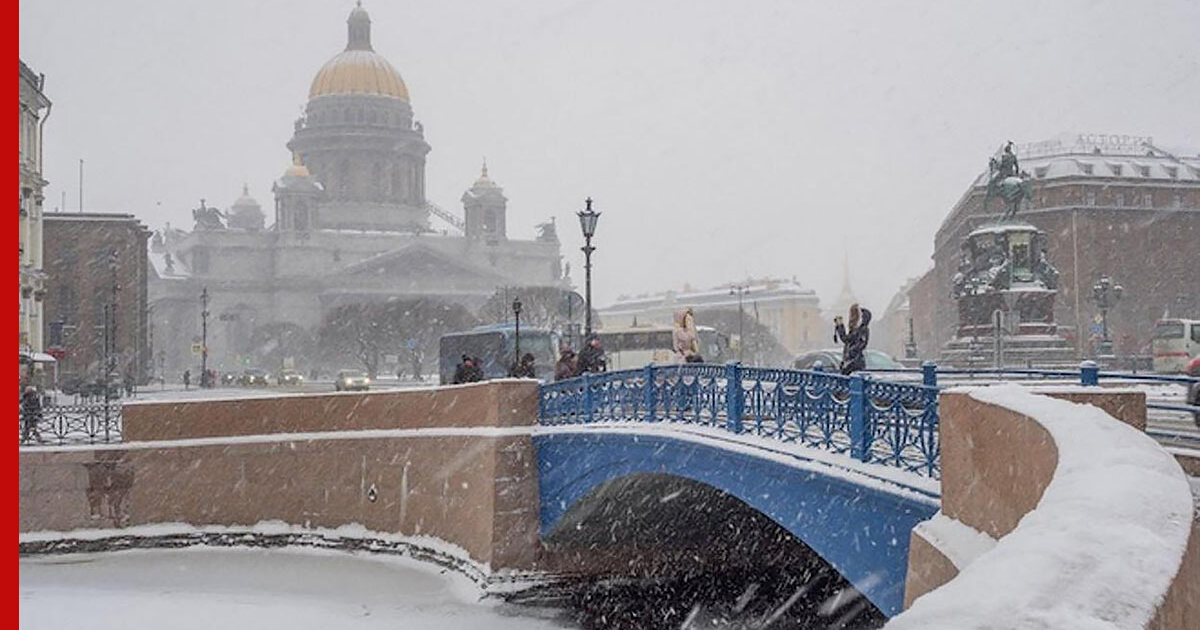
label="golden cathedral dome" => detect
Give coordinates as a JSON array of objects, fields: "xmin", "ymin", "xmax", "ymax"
[
  {"xmin": 309, "ymin": 51, "xmax": 409, "ymax": 101},
  {"xmin": 308, "ymin": 2, "xmax": 410, "ymax": 102}
]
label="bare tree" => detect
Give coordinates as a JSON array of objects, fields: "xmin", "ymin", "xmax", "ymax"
[{"xmin": 316, "ymin": 299, "xmax": 478, "ymax": 378}]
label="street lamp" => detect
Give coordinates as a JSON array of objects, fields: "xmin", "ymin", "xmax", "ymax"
[
  {"xmin": 200, "ymin": 286, "xmax": 210, "ymax": 387},
  {"xmin": 577, "ymin": 197, "xmax": 600, "ymax": 338},
  {"xmin": 104, "ymin": 250, "xmax": 119, "ymax": 428},
  {"xmin": 512, "ymin": 297, "xmax": 522, "ymax": 371},
  {"xmin": 730, "ymin": 284, "xmax": 749, "ymax": 362},
  {"xmin": 1091, "ymin": 275, "xmax": 1123, "ymax": 357}
]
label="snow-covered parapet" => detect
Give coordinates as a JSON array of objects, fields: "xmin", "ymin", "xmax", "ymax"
[{"xmin": 889, "ymin": 384, "xmax": 1195, "ymax": 630}]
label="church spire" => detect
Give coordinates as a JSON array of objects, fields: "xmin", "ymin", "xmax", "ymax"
[{"xmin": 346, "ymin": 1, "xmax": 372, "ymax": 51}]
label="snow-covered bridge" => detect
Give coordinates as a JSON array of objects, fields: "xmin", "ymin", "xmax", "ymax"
[{"xmin": 18, "ymin": 375, "xmax": 1199, "ymax": 627}]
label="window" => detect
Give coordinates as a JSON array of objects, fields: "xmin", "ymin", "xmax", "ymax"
[
  {"xmin": 1142, "ymin": 192, "xmax": 1152, "ymax": 207},
  {"xmin": 47, "ymin": 320, "xmax": 64, "ymax": 347},
  {"xmin": 1192, "ymin": 324, "xmax": 1200, "ymax": 344},
  {"xmin": 1154, "ymin": 322, "xmax": 1184, "ymax": 339},
  {"xmin": 1172, "ymin": 193, "xmax": 1183, "ymax": 209},
  {"xmin": 1114, "ymin": 192, "xmax": 1124, "ymax": 207},
  {"xmin": 1080, "ymin": 163, "xmax": 1094, "ymax": 176},
  {"xmin": 484, "ymin": 210, "xmax": 496, "ymax": 232},
  {"xmin": 1165, "ymin": 166, "xmax": 1178, "ymax": 179},
  {"xmin": 57, "ymin": 284, "xmax": 76, "ymax": 322},
  {"xmin": 1085, "ymin": 190, "xmax": 1097, "ymax": 206}
]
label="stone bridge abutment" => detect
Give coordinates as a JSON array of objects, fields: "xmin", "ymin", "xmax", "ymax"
[{"xmin": 20, "ymin": 381, "xmax": 545, "ymax": 572}]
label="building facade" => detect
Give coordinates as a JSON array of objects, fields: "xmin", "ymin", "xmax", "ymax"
[
  {"xmin": 908, "ymin": 134, "xmax": 1200, "ymax": 362},
  {"xmin": 150, "ymin": 4, "xmax": 564, "ymax": 378},
  {"xmin": 874, "ymin": 276, "xmax": 920, "ymax": 362},
  {"xmin": 42, "ymin": 213, "xmax": 151, "ymax": 387},
  {"xmin": 599, "ymin": 278, "xmax": 825, "ymax": 355},
  {"xmin": 19, "ymin": 60, "xmax": 51, "ymax": 359}
]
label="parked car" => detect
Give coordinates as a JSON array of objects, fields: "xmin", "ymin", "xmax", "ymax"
[
  {"xmin": 79, "ymin": 376, "xmax": 122, "ymax": 399},
  {"xmin": 277, "ymin": 369, "xmax": 304, "ymax": 386},
  {"xmin": 239, "ymin": 368, "xmax": 271, "ymax": 386},
  {"xmin": 60, "ymin": 374, "xmax": 85, "ymax": 396},
  {"xmin": 335, "ymin": 369, "xmax": 370, "ymax": 392},
  {"xmin": 793, "ymin": 349, "xmax": 905, "ymax": 372},
  {"xmin": 221, "ymin": 372, "xmax": 239, "ymax": 386}
]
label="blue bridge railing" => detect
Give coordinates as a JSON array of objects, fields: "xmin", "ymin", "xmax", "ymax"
[
  {"xmin": 538, "ymin": 360, "xmax": 1198, "ymax": 480},
  {"xmin": 538, "ymin": 363, "xmax": 941, "ymax": 479}
]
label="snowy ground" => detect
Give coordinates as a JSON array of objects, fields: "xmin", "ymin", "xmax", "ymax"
[{"xmin": 19, "ymin": 547, "xmax": 570, "ymax": 630}]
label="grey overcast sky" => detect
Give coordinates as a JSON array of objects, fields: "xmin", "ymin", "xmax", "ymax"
[{"xmin": 18, "ymin": 0, "xmax": 1200, "ymax": 311}]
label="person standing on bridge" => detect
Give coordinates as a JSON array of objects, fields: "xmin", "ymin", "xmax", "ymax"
[
  {"xmin": 576, "ymin": 336, "xmax": 607, "ymax": 374},
  {"xmin": 673, "ymin": 307, "xmax": 704, "ymax": 363},
  {"xmin": 555, "ymin": 346, "xmax": 578, "ymax": 380},
  {"xmin": 510, "ymin": 352, "xmax": 536, "ymax": 379},
  {"xmin": 834, "ymin": 303, "xmax": 872, "ymax": 375}
]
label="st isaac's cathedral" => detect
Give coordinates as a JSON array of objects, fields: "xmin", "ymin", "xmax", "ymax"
[{"xmin": 149, "ymin": 3, "xmax": 565, "ymax": 376}]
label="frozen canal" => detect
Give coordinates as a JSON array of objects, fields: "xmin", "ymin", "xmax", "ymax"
[{"xmin": 19, "ymin": 547, "xmax": 568, "ymax": 630}]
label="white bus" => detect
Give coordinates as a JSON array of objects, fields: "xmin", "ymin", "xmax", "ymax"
[
  {"xmin": 596, "ymin": 325, "xmax": 731, "ymax": 371},
  {"xmin": 1152, "ymin": 318, "xmax": 1200, "ymax": 374}
]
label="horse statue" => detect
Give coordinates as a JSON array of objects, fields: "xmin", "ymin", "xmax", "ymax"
[
  {"xmin": 984, "ymin": 141, "xmax": 1034, "ymax": 219},
  {"xmin": 192, "ymin": 200, "xmax": 226, "ymax": 231}
]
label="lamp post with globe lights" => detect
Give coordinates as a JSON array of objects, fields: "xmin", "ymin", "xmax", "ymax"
[
  {"xmin": 577, "ymin": 198, "xmax": 600, "ymax": 338},
  {"xmin": 512, "ymin": 296, "xmax": 522, "ymax": 371},
  {"xmin": 1091, "ymin": 275, "xmax": 1123, "ymax": 357}
]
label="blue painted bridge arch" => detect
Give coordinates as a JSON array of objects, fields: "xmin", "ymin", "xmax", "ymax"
[{"xmin": 534, "ymin": 429, "xmax": 939, "ymax": 617}]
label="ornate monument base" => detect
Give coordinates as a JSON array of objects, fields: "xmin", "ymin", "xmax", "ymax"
[{"xmin": 940, "ymin": 220, "xmax": 1077, "ymax": 368}]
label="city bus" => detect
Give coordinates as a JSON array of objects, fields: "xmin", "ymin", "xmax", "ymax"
[
  {"xmin": 1152, "ymin": 318, "xmax": 1200, "ymax": 374},
  {"xmin": 438, "ymin": 324, "xmax": 560, "ymax": 384},
  {"xmin": 596, "ymin": 325, "xmax": 731, "ymax": 370}
]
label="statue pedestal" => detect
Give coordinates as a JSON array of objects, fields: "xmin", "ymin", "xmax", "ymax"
[{"xmin": 940, "ymin": 222, "xmax": 1077, "ymax": 368}]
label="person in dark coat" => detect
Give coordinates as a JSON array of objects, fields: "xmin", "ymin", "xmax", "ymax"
[
  {"xmin": 555, "ymin": 347, "xmax": 578, "ymax": 381},
  {"xmin": 511, "ymin": 353, "xmax": 536, "ymax": 378},
  {"xmin": 576, "ymin": 336, "xmax": 607, "ymax": 374},
  {"xmin": 452, "ymin": 354, "xmax": 473, "ymax": 384},
  {"xmin": 20, "ymin": 386, "xmax": 43, "ymax": 444},
  {"xmin": 833, "ymin": 304, "xmax": 872, "ymax": 375},
  {"xmin": 182, "ymin": 369, "xmax": 191, "ymax": 390},
  {"xmin": 467, "ymin": 356, "xmax": 485, "ymax": 382}
]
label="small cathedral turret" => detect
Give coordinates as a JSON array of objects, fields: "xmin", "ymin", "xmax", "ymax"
[
  {"xmin": 272, "ymin": 153, "xmax": 323, "ymax": 231},
  {"xmin": 461, "ymin": 160, "xmax": 507, "ymax": 241},
  {"xmin": 228, "ymin": 184, "xmax": 266, "ymax": 231}
]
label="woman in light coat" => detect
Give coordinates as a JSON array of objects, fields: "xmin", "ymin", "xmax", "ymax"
[{"xmin": 673, "ymin": 307, "xmax": 702, "ymax": 363}]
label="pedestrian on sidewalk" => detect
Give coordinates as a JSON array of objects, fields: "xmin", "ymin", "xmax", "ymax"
[{"xmin": 21, "ymin": 385, "xmax": 43, "ymax": 444}]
